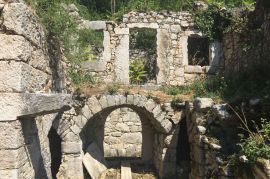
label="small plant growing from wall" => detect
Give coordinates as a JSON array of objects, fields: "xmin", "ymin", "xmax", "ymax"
[{"xmin": 129, "ymin": 59, "xmax": 147, "ymax": 85}]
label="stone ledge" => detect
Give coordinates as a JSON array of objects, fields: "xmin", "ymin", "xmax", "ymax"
[{"xmin": 0, "ymin": 93, "xmax": 72, "ymax": 121}]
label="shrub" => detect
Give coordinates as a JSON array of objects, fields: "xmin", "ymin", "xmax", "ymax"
[
  {"xmin": 107, "ymin": 84, "xmax": 120, "ymax": 95},
  {"xmin": 238, "ymin": 119, "xmax": 270, "ymax": 163},
  {"xmin": 129, "ymin": 59, "xmax": 147, "ymax": 85}
]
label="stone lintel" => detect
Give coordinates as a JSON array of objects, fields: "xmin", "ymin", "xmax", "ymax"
[{"xmin": 0, "ymin": 93, "xmax": 72, "ymax": 121}]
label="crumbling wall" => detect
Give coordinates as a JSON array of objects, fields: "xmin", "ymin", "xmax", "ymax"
[
  {"xmin": 222, "ymin": 2, "xmax": 270, "ymax": 75},
  {"xmin": 0, "ymin": 1, "xmax": 70, "ymax": 178},
  {"xmin": 186, "ymin": 98, "xmax": 270, "ymax": 179},
  {"xmin": 74, "ymin": 9, "xmax": 222, "ymax": 86}
]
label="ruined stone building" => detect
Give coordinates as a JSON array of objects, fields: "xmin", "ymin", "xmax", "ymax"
[{"xmin": 0, "ymin": 0, "xmax": 269, "ymax": 179}]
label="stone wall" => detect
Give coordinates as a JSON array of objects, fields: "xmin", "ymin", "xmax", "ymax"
[
  {"xmin": 222, "ymin": 2, "xmax": 270, "ymax": 75},
  {"xmin": 73, "ymin": 9, "xmax": 223, "ymax": 86},
  {"xmin": 104, "ymin": 108, "xmax": 143, "ymax": 158},
  {"xmin": 186, "ymin": 98, "xmax": 270, "ymax": 179},
  {"xmin": 0, "ymin": 1, "xmax": 71, "ymax": 178}
]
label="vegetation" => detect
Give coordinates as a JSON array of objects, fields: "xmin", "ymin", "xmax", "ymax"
[
  {"xmin": 238, "ymin": 119, "xmax": 270, "ymax": 163},
  {"xmin": 129, "ymin": 59, "xmax": 147, "ymax": 85},
  {"xmin": 107, "ymin": 84, "xmax": 120, "ymax": 95},
  {"xmin": 26, "ymin": 0, "xmax": 104, "ymax": 86},
  {"xmin": 163, "ymin": 76, "xmax": 227, "ymax": 100}
]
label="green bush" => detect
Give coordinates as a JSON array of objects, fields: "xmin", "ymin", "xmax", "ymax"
[
  {"xmin": 129, "ymin": 59, "xmax": 147, "ymax": 85},
  {"xmin": 107, "ymin": 84, "xmax": 120, "ymax": 95},
  {"xmin": 69, "ymin": 69, "xmax": 96, "ymax": 86},
  {"xmin": 238, "ymin": 119, "xmax": 270, "ymax": 163}
]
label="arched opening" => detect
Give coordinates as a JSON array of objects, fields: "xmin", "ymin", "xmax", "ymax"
[
  {"xmin": 80, "ymin": 105, "xmax": 156, "ymax": 177},
  {"xmin": 48, "ymin": 127, "xmax": 62, "ymax": 179},
  {"xmin": 176, "ymin": 117, "xmax": 191, "ymax": 178}
]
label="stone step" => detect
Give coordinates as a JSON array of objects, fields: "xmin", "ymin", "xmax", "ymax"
[{"xmin": 121, "ymin": 161, "xmax": 132, "ymax": 179}]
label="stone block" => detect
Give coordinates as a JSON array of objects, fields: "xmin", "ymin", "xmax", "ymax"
[
  {"xmin": 61, "ymin": 142, "xmax": 81, "ymax": 154},
  {"xmin": 0, "ymin": 147, "xmax": 28, "ymax": 169},
  {"xmin": 119, "ymin": 95, "xmax": 127, "ymax": 105},
  {"xmin": 114, "ymin": 28, "xmax": 129, "ymax": 35},
  {"xmin": 170, "ymin": 25, "xmax": 181, "ymax": 33},
  {"xmin": 145, "ymin": 99, "xmax": 156, "ymax": 111},
  {"xmin": 122, "ymin": 133, "xmax": 142, "ymax": 144},
  {"xmin": 2, "ymin": 3, "xmax": 46, "ymax": 47},
  {"xmin": 81, "ymin": 105, "xmax": 93, "ymax": 120},
  {"xmin": 127, "ymin": 23, "xmax": 159, "ymax": 29},
  {"xmin": 80, "ymin": 20, "xmax": 106, "ymax": 30},
  {"xmin": 106, "ymin": 95, "xmax": 116, "ymax": 107},
  {"xmin": 184, "ymin": 65, "xmax": 204, "ymax": 74},
  {"xmin": 83, "ymin": 142, "xmax": 107, "ymax": 179},
  {"xmin": 99, "ymin": 96, "xmax": 108, "ymax": 109},
  {"xmin": 87, "ymin": 97, "xmax": 102, "ymax": 114},
  {"xmin": 0, "ymin": 61, "xmax": 48, "ymax": 92},
  {"xmin": 126, "ymin": 95, "xmax": 134, "ymax": 104},
  {"xmin": 0, "ymin": 93, "xmax": 72, "ymax": 121},
  {"xmin": 121, "ymin": 161, "xmax": 132, "ymax": 179},
  {"xmin": 153, "ymin": 105, "xmax": 162, "ymax": 118},
  {"xmin": 115, "ymin": 34, "xmax": 129, "ymax": 84},
  {"xmin": 0, "ymin": 34, "xmax": 31, "ymax": 62},
  {"xmin": 137, "ymin": 96, "xmax": 148, "ymax": 107},
  {"xmin": 0, "ymin": 121, "xmax": 24, "ymax": 149},
  {"xmin": 194, "ymin": 98, "xmax": 214, "ymax": 111}
]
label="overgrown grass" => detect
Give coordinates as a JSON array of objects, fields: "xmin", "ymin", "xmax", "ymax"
[
  {"xmin": 163, "ymin": 76, "xmax": 227, "ymax": 101},
  {"xmin": 164, "ymin": 64, "xmax": 270, "ymax": 104}
]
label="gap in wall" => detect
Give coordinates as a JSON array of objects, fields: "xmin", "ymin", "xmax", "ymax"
[
  {"xmin": 48, "ymin": 127, "xmax": 62, "ymax": 179},
  {"xmin": 129, "ymin": 28, "xmax": 157, "ymax": 85},
  {"xmin": 176, "ymin": 117, "xmax": 191, "ymax": 178},
  {"xmin": 188, "ymin": 36, "xmax": 210, "ymax": 66}
]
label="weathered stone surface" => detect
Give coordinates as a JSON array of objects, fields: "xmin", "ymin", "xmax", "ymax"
[
  {"xmin": 2, "ymin": 3, "xmax": 46, "ymax": 47},
  {"xmin": 127, "ymin": 23, "xmax": 159, "ymax": 29},
  {"xmin": 0, "ymin": 121, "xmax": 24, "ymax": 149},
  {"xmin": 99, "ymin": 96, "xmax": 108, "ymax": 109},
  {"xmin": 87, "ymin": 97, "xmax": 102, "ymax": 114},
  {"xmin": 121, "ymin": 161, "xmax": 132, "ymax": 179},
  {"xmin": 0, "ymin": 61, "xmax": 49, "ymax": 92},
  {"xmin": 0, "ymin": 93, "xmax": 72, "ymax": 121},
  {"xmin": 145, "ymin": 99, "xmax": 156, "ymax": 111},
  {"xmin": 61, "ymin": 141, "xmax": 81, "ymax": 154},
  {"xmin": 157, "ymin": 29, "xmax": 170, "ymax": 85},
  {"xmin": 213, "ymin": 104, "xmax": 230, "ymax": 120},
  {"xmin": 106, "ymin": 95, "xmax": 116, "ymax": 107},
  {"xmin": 0, "ymin": 147, "xmax": 28, "ymax": 169},
  {"xmin": 81, "ymin": 105, "xmax": 93, "ymax": 120},
  {"xmin": 194, "ymin": 98, "xmax": 214, "ymax": 111},
  {"xmin": 0, "ymin": 34, "xmax": 31, "ymax": 62},
  {"xmin": 184, "ymin": 65, "xmax": 204, "ymax": 74},
  {"xmin": 81, "ymin": 61, "xmax": 106, "ymax": 72},
  {"xmin": 80, "ymin": 20, "xmax": 106, "ymax": 30},
  {"xmin": 83, "ymin": 142, "xmax": 107, "ymax": 179},
  {"xmin": 122, "ymin": 133, "xmax": 142, "ymax": 144},
  {"xmin": 114, "ymin": 28, "xmax": 129, "ymax": 35},
  {"xmin": 115, "ymin": 34, "xmax": 129, "ymax": 84}
]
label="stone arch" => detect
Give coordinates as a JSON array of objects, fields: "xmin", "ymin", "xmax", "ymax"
[
  {"xmin": 56, "ymin": 94, "xmax": 181, "ymax": 179},
  {"xmin": 73, "ymin": 94, "xmax": 174, "ymax": 135}
]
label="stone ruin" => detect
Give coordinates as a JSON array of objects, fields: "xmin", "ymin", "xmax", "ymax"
[
  {"xmin": 0, "ymin": 1, "xmax": 269, "ymax": 179},
  {"xmin": 76, "ymin": 10, "xmax": 223, "ymax": 86}
]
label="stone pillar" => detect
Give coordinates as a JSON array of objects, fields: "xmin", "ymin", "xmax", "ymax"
[
  {"xmin": 156, "ymin": 29, "xmax": 170, "ymax": 85},
  {"xmin": 115, "ymin": 28, "xmax": 130, "ymax": 84}
]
